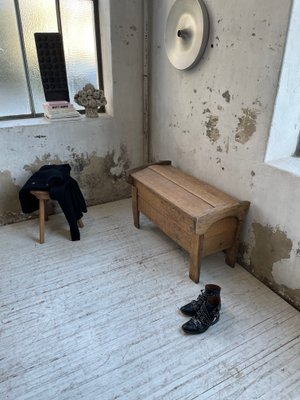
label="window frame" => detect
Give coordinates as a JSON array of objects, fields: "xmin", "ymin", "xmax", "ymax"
[{"xmin": 0, "ymin": 0, "xmax": 103, "ymax": 121}]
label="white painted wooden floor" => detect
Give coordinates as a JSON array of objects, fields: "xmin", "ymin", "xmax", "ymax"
[{"xmin": 1, "ymin": 199, "xmax": 300, "ymax": 400}]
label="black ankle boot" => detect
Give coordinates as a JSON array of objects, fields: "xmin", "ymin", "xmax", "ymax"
[
  {"xmin": 182, "ymin": 295, "xmax": 220, "ymax": 334},
  {"xmin": 180, "ymin": 284, "xmax": 221, "ymax": 316}
]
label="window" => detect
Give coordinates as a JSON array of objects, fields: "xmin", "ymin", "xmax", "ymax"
[
  {"xmin": 265, "ymin": 0, "xmax": 300, "ymax": 163},
  {"xmin": 0, "ymin": 0, "xmax": 103, "ymax": 119},
  {"xmin": 295, "ymin": 134, "xmax": 300, "ymax": 157}
]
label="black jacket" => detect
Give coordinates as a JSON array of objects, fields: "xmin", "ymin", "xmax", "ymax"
[{"xmin": 19, "ymin": 164, "xmax": 87, "ymax": 241}]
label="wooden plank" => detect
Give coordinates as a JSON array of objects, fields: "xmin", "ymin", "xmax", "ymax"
[
  {"xmin": 126, "ymin": 160, "xmax": 172, "ymax": 184},
  {"xmin": 204, "ymin": 216, "xmax": 237, "ymax": 239},
  {"xmin": 136, "ymin": 181, "xmax": 195, "ymax": 233},
  {"xmin": 203, "ymin": 232, "xmax": 235, "ymax": 256},
  {"xmin": 138, "ymin": 196, "xmax": 192, "ymax": 252},
  {"xmin": 149, "ymin": 164, "xmax": 237, "ymax": 207},
  {"xmin": 132, "ymin": 168, "xmax": 213, "ymax": 218},
  {"xmin": 203, "ymin": 217, "xmax": 236, "ymax": 256},
  {"xmin": 194, "ymin": 203, "xmax": 244, "ymax": 235}
]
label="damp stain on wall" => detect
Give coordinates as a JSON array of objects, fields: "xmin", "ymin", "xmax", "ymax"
[
  {"xmin": 235, "ymin": 108, "xmax": 258, "ymax": 144},
  {"xmin": 0, "ymin": 146, "xmax": 131, "ymax": 226},
  {"xmin": 22, "ymin": 146, "xmax": 130, "ymax": 205},
  {"xmin": 23, "ymin": 154, "xmax": 63, "ymax": 174},
  {"xmin": 280, "ymin": 286, "xmax": 300, "ymax": 309},
  {"xmin": 205, "ymin": 115, "xmax": 220, "ymax": 143},
  {"xmin": 69, "ymin": 145, "xmax": 131, "ymax": 206},
  {"xmin": 0, "ymin": 170, "xmax": 21, "ymax": 224},
  {"xmin": 250, "ymin": 223, "xmax": 292, "ymax": 283}
]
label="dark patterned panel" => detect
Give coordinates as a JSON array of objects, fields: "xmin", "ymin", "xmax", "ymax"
[{"xmin": 34, "ymin": 32, "xmax": 69, "ymax": 102}]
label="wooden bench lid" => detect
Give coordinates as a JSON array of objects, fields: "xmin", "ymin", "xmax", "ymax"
[{"xmin": 131, "ymin": 164, "xmax": 246, "ymax": 218}]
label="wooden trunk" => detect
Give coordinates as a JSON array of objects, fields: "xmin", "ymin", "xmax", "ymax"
[{"xmin": 128, "ymin": 163, "xmax": 250, "ymax": 283}]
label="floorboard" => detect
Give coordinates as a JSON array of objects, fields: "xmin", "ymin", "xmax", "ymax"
[{"xmin": 0, "ymin": 199, "xmax": 299, "ymax": 400}]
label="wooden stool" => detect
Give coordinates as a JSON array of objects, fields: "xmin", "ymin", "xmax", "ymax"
[{"xmin": 30, "ymin": 190, "xmax": 84, "ymax": 244}]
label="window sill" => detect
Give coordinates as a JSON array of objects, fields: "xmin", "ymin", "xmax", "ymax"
[
  {"xmin": 267, "ymin": 157, "xmax": 300, "ymax": 177},
  {"xmin": 0, "ymin": 113, "xmax": 112, "ymax": 130}
]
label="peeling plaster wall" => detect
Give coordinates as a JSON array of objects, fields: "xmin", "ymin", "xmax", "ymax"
[
  {"xmin": 0, "ymin": 0, "xmax": 143, "ymax": 224},
  {"xmin": 149, "ymin": 0, "xmax": 300, "ymax": 308}
]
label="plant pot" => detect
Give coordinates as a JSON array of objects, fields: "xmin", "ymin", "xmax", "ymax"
[{"xmin": 85, "ymin": 107, "xmax": 98, "ymax": 118}]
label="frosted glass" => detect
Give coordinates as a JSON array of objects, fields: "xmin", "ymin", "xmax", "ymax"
[
  {"xmin": 60, "ymin": 0, "xmax": 98, "ymax": 108},
  {"xmin": 19, "ymin": 0, "xmax": 58, "ymax": 114},
  {"xmin": 0, "ymin": 0, "xmax": 98, "ymax": 118},
  {"xmin": 0, "ymin": 1, "xmax": 31, "ymax": 117}
]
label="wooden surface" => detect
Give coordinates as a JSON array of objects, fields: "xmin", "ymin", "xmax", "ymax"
[
  {"xmin": 129, "ymin": 165, "xmax": 250, "ymax": 282},
  {"xmin": 0, "ymin": 199, "xmax": 299, "ymax": 400}
]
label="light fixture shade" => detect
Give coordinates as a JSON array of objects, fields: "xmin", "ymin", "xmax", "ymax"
[{"xmin": 165, "ymin": 0, "xmax": 210, "ymax": 70}]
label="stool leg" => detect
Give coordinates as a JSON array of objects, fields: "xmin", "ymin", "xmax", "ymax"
[
  {"xmin": 77, "ymin": 219, "xmax": 84, "ymax": 228},
  {"xmin": 39, "ymin": 199, "xmax": 45, "ymax": 244},
  {"xmin": 189, "ymin": 234, "xmax": 204, "ymax": 283},
  {"xmin": 44, "ymin": 202, "xmax": 48, "ymax": 221}
]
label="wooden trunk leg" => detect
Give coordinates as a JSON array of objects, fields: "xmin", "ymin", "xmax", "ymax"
[
  {"xmin": 39, "ymin": 199, "xmax": 45, "ymax": 244},
  {"xmin": 189, "ymin": 234, "xmax": 204, "ymax": 283},
  {"xmin": 225, "ymin": 220, "xmax": 242, "ymax": 267},
  {"xmin": 132, "ymin": 186, "xmax": 140, "ymax": 229}
]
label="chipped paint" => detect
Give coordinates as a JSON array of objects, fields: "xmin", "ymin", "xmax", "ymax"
[
  {"xmin": 205, "ymin": 115, "xmax": 220, "ymax": 143},
  {"xmin": 222, "ymin": 90, "xmax": 231, "ymax": 103},
  {"xmin": 235, "ymin": 108, "xmax": 258, "ymax": 144},
  {"xmin": 252, "ymin": 98, "xmax": 262, "ymax": 107},
  {"xmin": 250, "ymin": 223, "xmax": 292, "ymax": 283},
  {"xmin": 0, "ymin": 170, "xmax": 21, "ymax": 224}
]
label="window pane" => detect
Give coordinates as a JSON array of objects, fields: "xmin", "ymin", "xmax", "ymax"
[
  {"xmin": 0, "ymin": 1, "xmax": 30, "ymax": 117},
  {"xmin": 19, "ymin": 0, "xmax": 58, "ymax": 114},
  {"xmin": 60, "ymin": 0, "xmax": 98, "ymax": 108}
]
